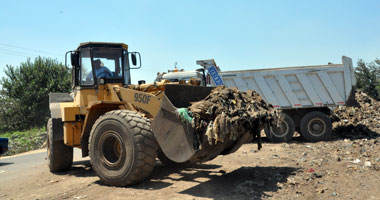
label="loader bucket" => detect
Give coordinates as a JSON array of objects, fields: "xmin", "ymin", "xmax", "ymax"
[{"xmin": 151, "ymin": 84, "xmax": 214, "ymax": 163}]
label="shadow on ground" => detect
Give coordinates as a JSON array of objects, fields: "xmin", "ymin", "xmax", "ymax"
[
  {"xmin": 259, "ymin": 134, "xmax": 305, "ymax": 144},
  {"xmin": 94, "ymin": 162, "xmax": 224, "ymax": 189},
  {"xmin": 180, "ymin": 166, "xmax": 298, "ymax": 199},
  {"xmin": 332, "ymin": 124, "xmax": 379, "ymax": 140},
  {"xmin": 51, "ymin": 151, "xmax": 299, "ymax": 200},
  {"xmin": 0, "ymin": 162, "xmax": 13, "ymax": 167},
  {"xmin": 136, "ymin": 163, "xmax": 299, "ymax": 200},
  {"xmin": 54, "ymin": 160, "xmax": 96, "ymax": 177},
  {"xmin": 260, "ymin": 123, "xmax": 379, "ymax": 145}
]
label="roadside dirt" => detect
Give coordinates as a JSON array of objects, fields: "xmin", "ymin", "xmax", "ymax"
[{"xmin": 1, "ymin": 133, "xmax": 379, "ymax": 200}]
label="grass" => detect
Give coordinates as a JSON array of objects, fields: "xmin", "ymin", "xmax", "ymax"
[{"xmin": 0, "ymin": 127, "xmax": 47, "ymax": 156}]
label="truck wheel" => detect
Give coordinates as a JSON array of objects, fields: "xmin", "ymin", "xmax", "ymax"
[
  {"xmin": 264, "ymin": 113, "xmax": 295, "ymax": 142},
  {"xmin": 300, "ymin": 111, "xmax": 332, "ymax": 142},
  {"xmin": 47, "ymin": 118, "xmax": 73, "ymax": 172},
  {"xmin": 89, "ymin": 110, "xmax": 157, "ymax": 186}
]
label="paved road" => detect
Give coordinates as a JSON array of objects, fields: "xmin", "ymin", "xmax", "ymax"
[{"xmin": 0, "ymin": 148, "xmax": 84, "ymax": 185}]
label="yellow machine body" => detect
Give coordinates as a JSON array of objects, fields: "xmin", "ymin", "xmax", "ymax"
[
  {"xmin": 58, "ymin": 83, "xmax": 164, "ymax": 147},
  {"xmin": 49, "ymin": 42, "xmax": 211, "ymax": 163}
]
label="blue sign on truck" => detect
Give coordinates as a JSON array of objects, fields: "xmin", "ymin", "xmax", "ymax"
[
  {"xmin": 0, "ymin": 137, "xmax": 8, "ymax": 155},
  {"xmin": 207, "ymin": 65, "xmax": 224, "ymax": 86}
]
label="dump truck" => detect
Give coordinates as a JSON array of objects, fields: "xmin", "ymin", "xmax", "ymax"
[
  {"xmin": 156, "ymin": 57, "xmax": 356, "ymax": 142},
  {"xmin": 201, "ymin": 58, "xmax": 356, "ymax": 142},
  {"xmin": 48, "ymin": 42, "xmax": 270, "ymax": 186}
]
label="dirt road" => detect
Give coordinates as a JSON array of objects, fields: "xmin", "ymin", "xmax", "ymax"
[{"xmin": 1, "ymin": 133, "xmax": 379, "ymax": 200}]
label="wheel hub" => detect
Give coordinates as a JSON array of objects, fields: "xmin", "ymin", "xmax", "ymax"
[
  {"xmin": 308, "ymin": 118, "xmax": 326, "ymax": 137},
  {"xmin": 270, "ymin": 120, "xmax": 289, "ymax": 137},
  {"xmin": 99, "ymin": 131, "xmax": 125, "ymax": 168},
  {"xmin": 312, "ymin": 123, "xmax": 321, "ymax": 131}
]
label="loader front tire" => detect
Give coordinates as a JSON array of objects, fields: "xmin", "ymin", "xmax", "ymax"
[
  {"xmin": 47, "ymin": 118, "xmax": 73, "ymax": 172},
  {"xmin": 89, "ymin": 110, "xmax": 157, "ymax": 186}
]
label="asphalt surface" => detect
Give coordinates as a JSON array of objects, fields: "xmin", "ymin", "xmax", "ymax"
[{"xmin": 0, "ymin": 148, "xmax": 84, "ymax": 185}]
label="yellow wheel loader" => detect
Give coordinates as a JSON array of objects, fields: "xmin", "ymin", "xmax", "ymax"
[{"xmin": 48, "ymin": 42, "xmax": 253, "ymax": 186}]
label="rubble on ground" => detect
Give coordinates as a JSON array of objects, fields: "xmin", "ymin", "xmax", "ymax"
[
  {"xmin": 265, "ymin": 91, "xmax": 380, "ymax": 199},
  {"xmin": 272, "ymin": 137, "xmax": 380, "ymax": 199},
  {"xmin": 333, "ymin": 91, "xmax": 380, "ymax": 139}
]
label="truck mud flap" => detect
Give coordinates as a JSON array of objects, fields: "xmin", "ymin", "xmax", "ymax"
[{"xmin": 345, "ymin": 86, "xmax": 359, "ymax": 107}]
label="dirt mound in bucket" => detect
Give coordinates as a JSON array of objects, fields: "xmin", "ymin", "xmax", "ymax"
[
  {"xmin": 186, "ymin": 86, "xmax": 277, "ymax": 163},
  {"xmin": 333, "ymin": 91, "xmax": 380, "ymax": 139}
]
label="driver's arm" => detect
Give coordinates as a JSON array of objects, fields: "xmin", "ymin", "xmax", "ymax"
[{"xmin": 97, "ymin": 67, "xmax": 113, "ymax": 78}]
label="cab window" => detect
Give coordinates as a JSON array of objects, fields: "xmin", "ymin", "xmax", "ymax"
[
  {"xmin": 79, "ymin": 48, "xmax": 124, "ymax": 86},
  {"xmin": 80, "ymin": 49, "xmax": 93, "ymax": 85},
  {"xmin": 92, "ymin": 48, "xmax": 123, "ymax": 80}
]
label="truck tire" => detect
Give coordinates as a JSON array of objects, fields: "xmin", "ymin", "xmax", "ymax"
[
  {"xmin": 47, "ymin": 118, "xmax": 73, "ymax": 172},
  {"xmin": 264, "ymin": 113, "xmax": 295, "ymax": 142},
  {"xmin": 89, "ymin": 110, "xmax": 157, "ymax": 186},
  {"xmin": 300, "ymin": 111, "xmax": 332, "ymax": 142}
]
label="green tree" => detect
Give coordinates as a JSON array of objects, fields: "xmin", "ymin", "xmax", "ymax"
[
  {"xmin": 0, "ymin": 57, "xmax": 71, "ymax": 132},
  {"xmin": 355, "ymin": 59, "xmax": 380, "ymax": 100}
]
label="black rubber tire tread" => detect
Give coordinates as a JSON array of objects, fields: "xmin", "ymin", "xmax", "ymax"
[
  {"xmin": 157, "ymin": 148, "xmax": 192, "ymax": 168},
  {"xmin": 264, "ymin": 113, "xmax": 295, "ymax": 143},
  {"xmin": 89, "ymin": 110, "xmax": 157, "ymax": 186},
  {"xmin": 300, "ymin": 111, "xmax": 332, "ymax": 142},
  {"xmin": 47, "ymin": 118, "xmax": 73, "ymax": 172}
]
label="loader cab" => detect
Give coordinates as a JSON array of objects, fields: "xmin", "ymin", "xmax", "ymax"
[{"xmin": 68, "ymin": 42, "xmax": 141, "ymax": 88}]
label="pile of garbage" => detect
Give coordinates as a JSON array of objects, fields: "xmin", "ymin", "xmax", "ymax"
[
  {"xmin": 184, "ymin": 86, "xmax": 276, "ymax": 162},
  {"xmin": 333, "ymin": 91, "xmax": 380, "ymax": 139}
]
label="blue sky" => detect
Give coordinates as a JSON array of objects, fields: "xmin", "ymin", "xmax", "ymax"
[{"xmin": 1, "ymin": 0, "xmax": 379, "ymax": 83}]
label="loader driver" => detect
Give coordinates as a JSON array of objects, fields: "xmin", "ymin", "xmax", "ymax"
[{"xmin": 88, "ymin": 59, "xmax": 113, "ymax": 79}]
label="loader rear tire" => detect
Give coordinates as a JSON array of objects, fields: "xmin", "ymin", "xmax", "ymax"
[
  {"xmin": 47, "ymin": 118, "xmax": 73, "ymax": 172},
  {"xmin": 89, "ymin": 110, "xmax": 157, "ymax": 186},
  {"xmin": 300, "ymin": 111, "xmax": 332, "ymax": 142},
  {"xmin": 264, "ymin": 113, "xmax": 295, "ymax": 143}
]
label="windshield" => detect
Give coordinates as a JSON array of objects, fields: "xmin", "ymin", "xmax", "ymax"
[{"xmin": 80, "ymin": 47, "xmax": 130, "ymax": 85}]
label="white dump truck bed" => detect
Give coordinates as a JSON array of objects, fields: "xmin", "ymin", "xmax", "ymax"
[
  {"xmin": 211, "ymin": 56, "xmax": 356, "ymax": 110},
  {"xmin": 161, "ymin": 56, "xmax": 356, "ymax": 142}
]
